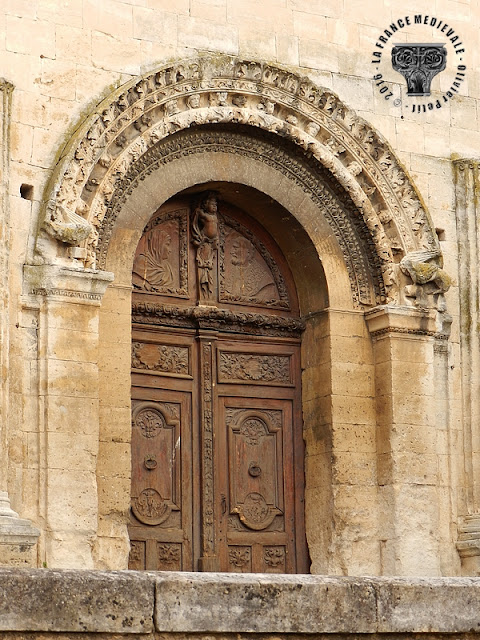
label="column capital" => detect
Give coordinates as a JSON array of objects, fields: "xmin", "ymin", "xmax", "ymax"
[
  {"xmin": 365, "ymin": 304, "xmax": 450, "ymax": 340},
  {"xmin": 24, "ymin": 264, "xmax": 114, "ymax": 305}
]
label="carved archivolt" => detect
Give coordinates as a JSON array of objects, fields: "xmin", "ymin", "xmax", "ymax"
[{"xmin": 38, "ymin": 55, "xmax": 440, "ymax": 305}]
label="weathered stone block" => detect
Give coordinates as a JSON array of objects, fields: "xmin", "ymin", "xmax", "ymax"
[
  {"xmin": 376, "ymin": 577, "xmax": 480, "ymax": 632},
  {"xmin": 154, "ymin": 572, "xmax": 377, "ymax": 633},
  {"xmin": 0, "ymin": 569, "xmax": 154, "ymax": 632}
]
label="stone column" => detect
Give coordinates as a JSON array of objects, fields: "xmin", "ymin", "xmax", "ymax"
[
  {"xmin": 453, "ymin": 159, "xmax": 480, "ymax": 572},
  {"xmin": 0, "ymin": 79, "xmax": 41, "ymax": 565},
  {"xmin": 366, "ymin": 305, "xmax": 448, "ymax": 575},
  {"xmin": 24, "ymin": 264, "xmax": 113, "ymax": 568}
]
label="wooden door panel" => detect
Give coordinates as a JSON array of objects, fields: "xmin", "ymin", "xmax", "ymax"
[
  {"xmin": 216, "ymin": 395, "xmax": 297, "ymax": 573},
  {"xmin": 128, "ymin": 389, "xmax": 193, "ymax": 571},
  {"xmin": 130, "ymin": 194, "xmax": 308, "ymax": 573}
]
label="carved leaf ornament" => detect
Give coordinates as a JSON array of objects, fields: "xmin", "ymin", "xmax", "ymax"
[{"xmin": 39, "ymin": 55, "xmax": 441, "ymax": 306}]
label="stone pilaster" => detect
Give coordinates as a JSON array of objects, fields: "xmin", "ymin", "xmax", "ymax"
[
  {"xmin": 24, "ymin": 264, "xmax": 113, "ymax": 568},
  {"xmin": 366, "ymin": 305, "xmax": 449, "ymax": 575},
  {"xmin": 0, "ymin": 79, "xmax": 40, "ymax": 564},
  {"xmin": 453, "ymin": 159, "xmax": 480, "ymax": 572}
]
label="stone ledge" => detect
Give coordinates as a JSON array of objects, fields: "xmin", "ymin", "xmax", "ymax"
[
  {"xmin": 0, "ymin": 569, "xmax": 154, "ymax": 633},
  {"xmin": 1, "ymin": 570, "xmax": 480, "ymax": 635}
]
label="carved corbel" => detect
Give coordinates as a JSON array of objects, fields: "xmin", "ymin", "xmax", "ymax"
[
  {"xmin": 400, "ymin": 249, "xmax": 452, "ymax": 309},
  {"xmin": 43, "ymin": 200, "xmax": 93, "ymax": 246}
]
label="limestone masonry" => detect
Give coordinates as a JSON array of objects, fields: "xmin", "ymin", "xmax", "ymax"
[{"xmin": 0, "ymin": 0, "xmax": 480, "ymax": 592}]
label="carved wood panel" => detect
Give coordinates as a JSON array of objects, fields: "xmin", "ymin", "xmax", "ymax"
[
  {"xmin": 132, "ymin": 208, "xmax": 189, "ymax": 297},
  {"xmin": 130, "ymin": 194, "xmax": 308, "ymax": 573},
  {"xmin": 128, "ymin": 382, "xmax": 193, "ymax": 570}
]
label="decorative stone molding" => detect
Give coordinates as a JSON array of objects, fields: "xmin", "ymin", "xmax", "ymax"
[
  {"xmin": 365, "ymin": 304, "xmax": 449, "ymax": 340},
  {"xmin": 107, "ymin": 127, "xmax": 383, "ymax": 306},
  {"xmin": 24, "ymin": 264, "xmax": 114, "ymax": 305},
  {"xmin": 36, "ymin": 55, "xmax": 442, "ymax": 307}
]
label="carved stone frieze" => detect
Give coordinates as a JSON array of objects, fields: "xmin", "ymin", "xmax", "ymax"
[{"xmin": 37, "ymin": 55, "xmax": 441, "ymax": 307}]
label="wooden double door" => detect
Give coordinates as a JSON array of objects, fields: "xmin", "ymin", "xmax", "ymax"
[{"xmin": 128, "ymin": 193, "xmax": 308, "ymax": 573}]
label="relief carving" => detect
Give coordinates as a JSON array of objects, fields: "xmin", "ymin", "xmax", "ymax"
[
  {"xmin": 132, "ymin": 300, "xmax": 305, "ymax": 337},
  {"xmin": 219, "ymin": 352, "xmax": 291, "ymax": 383},
  {"xmin": 240, "ymin": 418, "xmax": 267, "ymax": 445},
  {"xmin": 229, "ymin": 546, "xmax": 251, "ymax": 568},
  {"xmin": 200, "ymin": 342, "xmax": 215, "ymax": 556},
  {"xmin": 400, "ymin": 249, "xmax": 452, "ymax": 309},
  {"xmin": 219, "ymin": 216, "xmax": 289, "ymax": 309},
  {"xmin": 128, "ymin": 540, "xmax": 145, "ymax": 570},
  {"xmin": 132, "ymin": 403, "xmax": 179, "ymax": 437},
  {"xmin": 133, "ymin": 209, "xmax": 188, "ymax": 297},
  {"xmin": 43, "ymin": 201, "xmax": 93, "ymax": 246},
  {"xmin": 134, "ymin": 408, "xmax": 166, "ymax": 438},
  {"xmin": 106, "ymin": 130, "xmax": 383, "ymax": 307},
  {"xmin": 191, "ymin": 192, "xmax": 219, "ymax": 301},
  {"xmin": 157, "ymin": 543, "xmax": 181, "ymax": 567},
  {"xmin": 132, "ymin": 342, "xmax": 189, "ymax": 375},
  {"xmin": 42, "ymin": 56, "xmax": 444, "ymax": 308},
  {"xmin": 233, "ymin": 492, "xmax": 281, "ymax": 531},
  {"xmin": 132, "ymin": 488, "xmax": 170, "ymax": 525},
  {"xmin": 264, "ymin": 546, "xmax": 285, "ymax": 568}
]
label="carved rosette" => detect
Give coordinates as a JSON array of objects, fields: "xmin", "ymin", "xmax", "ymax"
[{"xmin": 38, "ymin": 55, "xmax": 441, "ymax": 307}]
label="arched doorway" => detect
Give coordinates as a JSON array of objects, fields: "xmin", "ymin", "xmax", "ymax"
[{"xmin": 127, "ymin": 190, "xmax": 309, "ymax": 573}]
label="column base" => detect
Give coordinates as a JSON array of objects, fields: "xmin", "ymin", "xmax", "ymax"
[
  {"xmin": 0, "ymin": 492, "xmax": 40, "ymax": 567},
  {"xmin": 457, "ymin": 514, "xmax": 480, "ymax": 575}
]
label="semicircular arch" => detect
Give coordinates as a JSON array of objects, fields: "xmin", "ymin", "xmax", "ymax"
[{"xmin": 37, "ymin": 55, "xmax": 440, "ymax": 307}]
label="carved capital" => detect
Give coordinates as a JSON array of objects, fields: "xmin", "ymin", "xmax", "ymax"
[
  {"xmin": 392, "ymin": 44, "xmax": 447, "ymax": 96},
  {"xmin": 24, "ymin": 264, "xmax": 114, "ymax": 305},
  {"xmin": 365, "ymin": 304, "xmax": 441, "ymax": 339}
]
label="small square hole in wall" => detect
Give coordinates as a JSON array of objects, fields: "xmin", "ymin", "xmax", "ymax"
[
  {"xmin": 20, "ymin": 184, "xmax": 34, "ymax": 200},
  {"xmin": 436, "ymin": 228, "xmax": 446, "ymax": 241}
]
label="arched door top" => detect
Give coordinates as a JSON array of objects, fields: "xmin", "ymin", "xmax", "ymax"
[{"xmin": 37, "ymin": 55, "xmax": 441, "ymax": 307}]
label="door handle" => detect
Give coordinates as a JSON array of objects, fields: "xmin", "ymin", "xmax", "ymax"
[{"xmin": 221, "ymin": 494, "xmax": 227, "ymax": 515}]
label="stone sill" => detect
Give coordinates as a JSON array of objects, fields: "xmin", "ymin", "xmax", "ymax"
[{"xmin": 1, "ymin": 570, "xmax": 480, "ymax": 635}]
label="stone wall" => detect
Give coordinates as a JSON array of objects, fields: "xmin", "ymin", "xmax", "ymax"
[{"xmin": 0, "ymin": 0, "xmax": 479, "ymax": 576}]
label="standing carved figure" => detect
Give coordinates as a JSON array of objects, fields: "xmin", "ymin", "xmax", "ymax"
[{"xmin": 191, "ymin": 192, "xmax": 219, "ymax": 301}]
